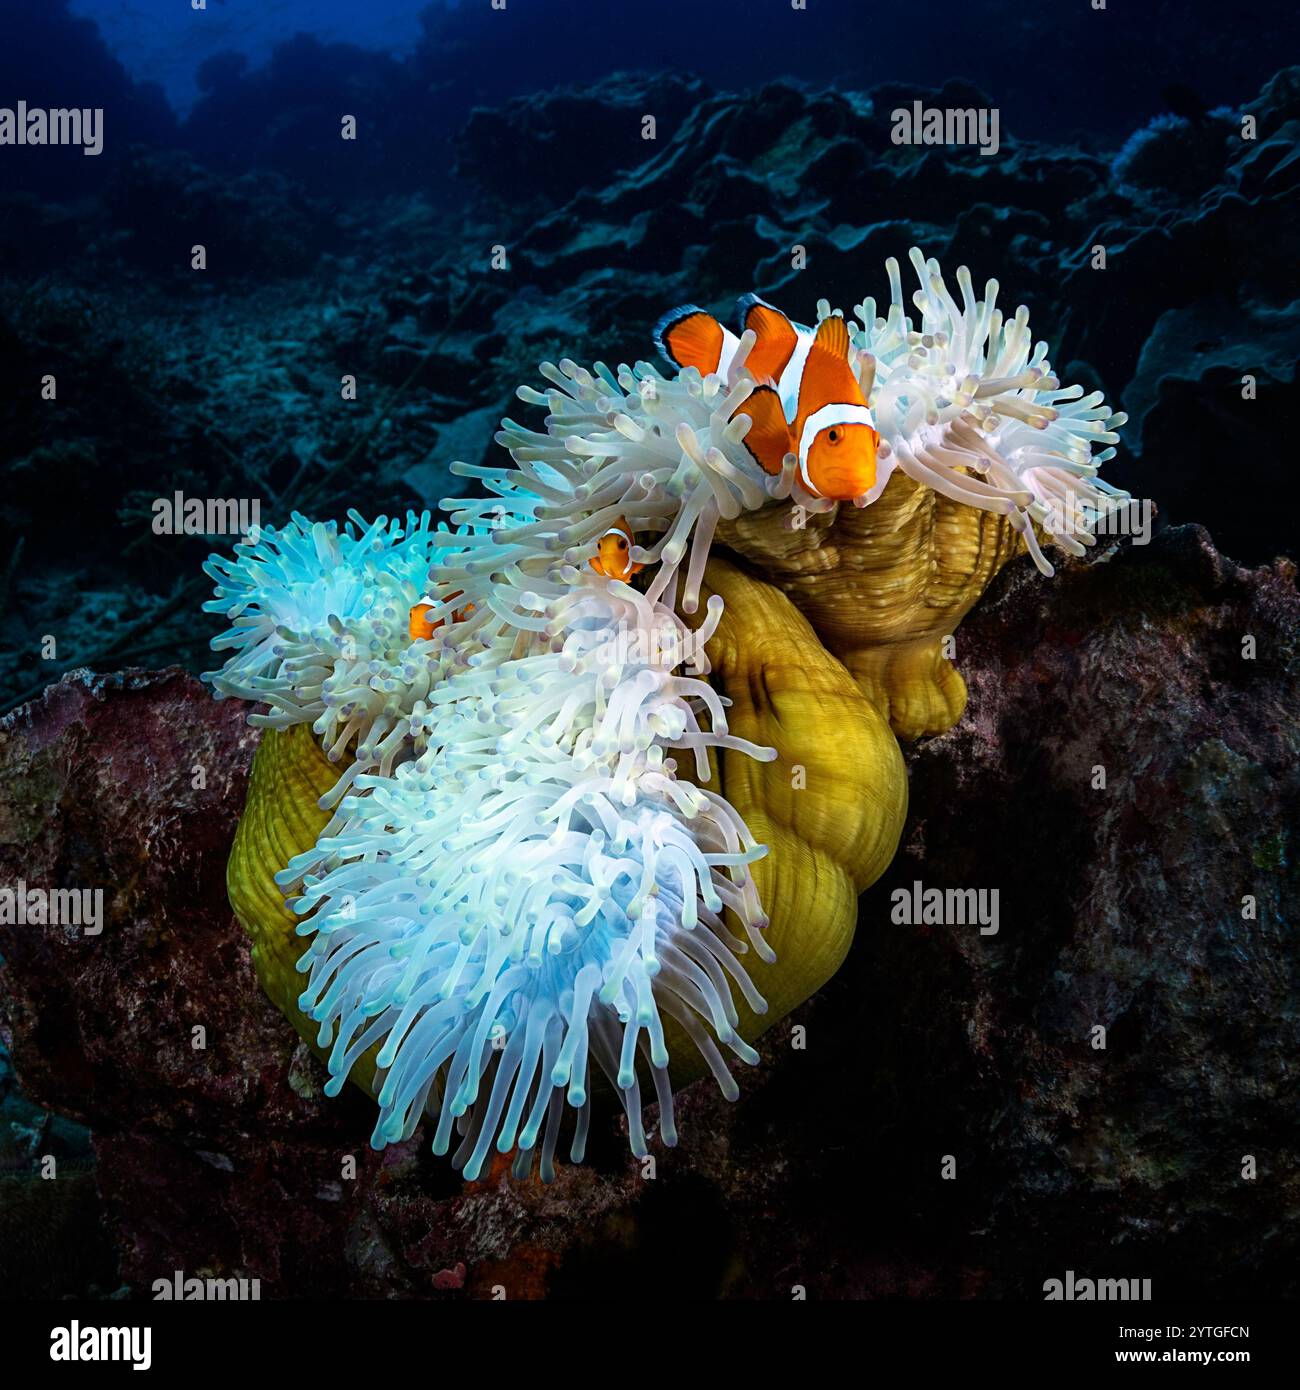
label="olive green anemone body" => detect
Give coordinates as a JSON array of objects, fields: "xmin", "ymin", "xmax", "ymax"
[{"xmin": 718, "ymin": 470, "xmax": 1025, "ymax": 741}]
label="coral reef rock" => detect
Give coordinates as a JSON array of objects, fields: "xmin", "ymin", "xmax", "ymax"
[{"xmin": 0, "ymin": 527, "xmax": 1294, "ymax": 1298}]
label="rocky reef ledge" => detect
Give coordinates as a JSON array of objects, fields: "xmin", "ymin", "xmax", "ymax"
[{"xmin": 0, "ymin": 527, "xmax": 1295, "ymax": 1299}]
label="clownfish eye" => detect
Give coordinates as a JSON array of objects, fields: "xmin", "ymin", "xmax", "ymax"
[
  {"xmin": 828, "ymin": 428, "xmax": 840, "ymax": 444},
  {"xmin": 617, "ymin": 538, "xmax": 627, "ymax": 549}
]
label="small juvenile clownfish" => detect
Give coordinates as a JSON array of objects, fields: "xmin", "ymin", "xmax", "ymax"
[
  {"xmin": 589, "ymin": 516, "xmax": 645, "ymax": 582},
  {"xmin": 652, "ymin": 295, "xmax": 889, "ymax": 504},
  {"xmin": 409, "ymin": 592, "xmax": 473, "ymax": 641}
]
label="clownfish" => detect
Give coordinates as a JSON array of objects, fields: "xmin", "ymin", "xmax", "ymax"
[
  {"xmin": 589, "ymin": 516, "xmax": 645, "ymax": 582},
  {"xmin": 409, "ymin": 591, "xmax": 473, "ymax": 641},
  {"xmin": 653, "ymin": 295, "xmax": 888, "ymax": 504}
]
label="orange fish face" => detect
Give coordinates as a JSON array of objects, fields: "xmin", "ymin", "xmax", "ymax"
[
  {"xmin": 589, "ymin": 520, "xmax": 645, "ymax": 582},
  {"xmin": 409, "ymin": 602, "xmax": 439, "ymax": 641},
  {"xmin": 804, "ymin": 421, "xmax": 880, "ymax": 501},
  {"xmin": 409, "ymin": 592, "xmax": 471, "ymax": 641}
]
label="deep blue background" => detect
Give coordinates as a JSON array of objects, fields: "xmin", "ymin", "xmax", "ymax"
[{"xmin": 10, "ymin": 0, "xmax": 1296, "ymax": 168}]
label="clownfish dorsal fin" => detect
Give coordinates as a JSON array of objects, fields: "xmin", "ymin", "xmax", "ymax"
[
  {"xmin": 653, "ymin": 305, "xmax": 725, "ymax": 375},
  {"xmin": 737, "ymin": 293, "xmax": 799, "ymax": 383},
  {"xmin": 798, "ymin": 314, "xmax": 864, "ymax": 422},
  {"xmin": 733, "ymin": 383, "xmax": 794, "ymax": 477},
  {"xmin": 813, "ymin": 313, "xmax": 851, "ymax": 359}
]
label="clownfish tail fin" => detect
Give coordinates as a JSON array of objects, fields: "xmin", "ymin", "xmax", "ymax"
[
  {"xmin": 653, "ymin": 304, "xmax": 725, "ymax": 374},
  {"xmin": 733, "ymin": 384, "xmax": 793, "ymax": 477}
]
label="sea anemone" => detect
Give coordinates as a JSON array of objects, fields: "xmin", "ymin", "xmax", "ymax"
[
  {"xmin": 207, "ymin": 249, "xmax": 1128, "ymax": 1179},
  {"xmin": 276, "ymin": 577, "xmax": 777, "ymax": 1180},
  {"xmin": 202, "ymin": 510, "xmax": 453, "ymax": 802},
  {"xmin": 851, "ymin": 247, "xmax": 1128, "ymax": 577},
  {"xmin": 713, "ymin": 250, "xmax": 1131, "ymax": 735}
]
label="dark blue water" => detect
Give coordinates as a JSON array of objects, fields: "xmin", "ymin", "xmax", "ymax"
[
  {"xmin": 69, "ymin": 0, "xmax": 429, "ymax": 112},
  {"xmin": 68, "ymin": 0, "xmax": 1271, "ymax": 133},
  {"xmin": 11, "ymin": 0, "xmax": 1296, "ymax": 169}
]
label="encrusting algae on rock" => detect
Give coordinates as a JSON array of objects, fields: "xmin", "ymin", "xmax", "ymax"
[{"xmin": 204, "ymin": 250, "xmax": 1128, "ymax": 1181}]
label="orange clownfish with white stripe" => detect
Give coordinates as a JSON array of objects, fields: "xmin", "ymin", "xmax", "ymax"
[
  {"xmin": 653, "ymin": 295, "xmax": 891, "ymax": 505},
  {"xmin": 409, "ymin": 591, "xmax": 474, "ymax": 641},
  {"xmin": 589, "ymin": 516, "xmax": 645, "ymax": 582}
]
